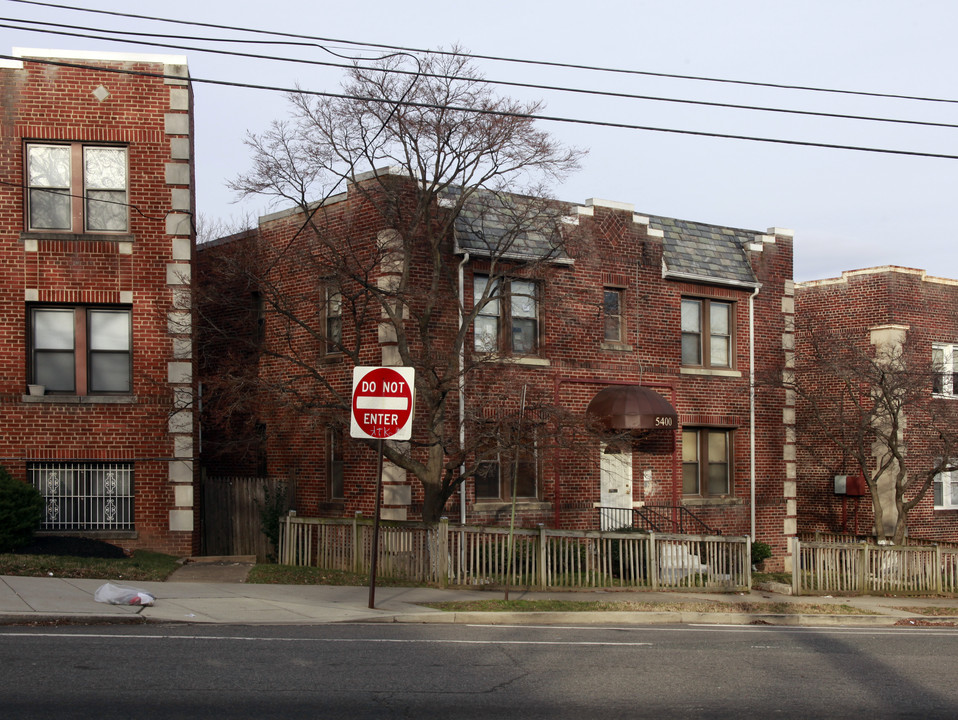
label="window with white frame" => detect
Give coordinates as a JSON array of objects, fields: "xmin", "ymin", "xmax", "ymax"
[
  {"xmin": 933, "ymin": 344, "xmax": 958, "ymax": 397},
  {"xmin": 26, "ymin": 143, "xmax": 129, "ymax": 232},
  {"xmin": 681, "ymin": 298, "xmax": 733, "ymax": 368},
  {"xmin": 29, "ymin": 461, "xmax": 134, "ymax": 531},
  {"xmin": 30, "ymin": 306, "xmax": 132, "ymax": 394},
  {"xmin": 934, "ymin": 467, "xmax": 958, "ymax": 509},
  {"xmin": 474, "ymin": 275, "xmax": 539, "ymax": 354}
]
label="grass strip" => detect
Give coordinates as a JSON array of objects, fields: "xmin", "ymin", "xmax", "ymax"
[
  {"xmin": 0, "ymin": 551, "xmax": 180, "ymax": 582},
  {"xmin": 246, "ymin": 564, "xmax": 419, "ymax": 587},
  {"xmin": 891, "ymin": 606, "xmax": 958, "ymax": 617}
]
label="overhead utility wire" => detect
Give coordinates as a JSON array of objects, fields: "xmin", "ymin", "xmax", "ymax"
[
  {"xmin": 5, "ymin": 54, "xmax": 958, "ymax": 162},
  {"xmin": 8, "ymin": 0, "xmax": 958, "ymax": 107},
  {"xmin": 3, "ymin": 17, "xmax": 958, "ymax": 133}
]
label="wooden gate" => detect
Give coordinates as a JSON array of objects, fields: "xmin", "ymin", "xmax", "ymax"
[{"xmin": 202, "ymin": 476, "xmax": 289, "ymax": 561}]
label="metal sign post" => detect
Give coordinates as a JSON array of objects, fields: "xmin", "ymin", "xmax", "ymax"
[{"xmin": 350, "ymin": 366, "xmax": 415, "ymax": 609}]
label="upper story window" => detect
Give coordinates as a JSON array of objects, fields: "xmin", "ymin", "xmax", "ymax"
[
  {"xmin": 30, "ymin": 306, "xmax": 132, "ymax": 395},
  {"xmin": 682, "ymin": 428, "xmax": 731, "ymax": 497},
  {"xmin": 681, "ymin": 298, "xmax": 732, "ymax": 368},
  {"xmin": 474, "ymin": 275, "xmax": 539, "ymax": 355},
  {"xmin": 604, "ymin": 288, "xmax": 624, "ymax": 343},
  {"xmin": 933, "ymin": 344, "xmax": 957, "ymax": 397},
  {"xmin": 26, "ymin": 143, "xmax": 128, "ymax": 233}
]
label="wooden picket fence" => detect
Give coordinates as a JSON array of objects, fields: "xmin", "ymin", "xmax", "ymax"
[
  {"xmin": 279, "ymin": 514, "xmax": 751, "ymax": 592},
  {"xmin": 792, "ymin": 538, "xmax": 958, "ymax": 596}
]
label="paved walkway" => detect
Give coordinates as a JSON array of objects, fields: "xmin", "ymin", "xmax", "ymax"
[{"xmin": 2, "ymin": 559, "xmax": 957, "ymax": 627}]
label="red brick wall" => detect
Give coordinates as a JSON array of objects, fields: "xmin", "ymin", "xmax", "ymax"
[
  {"xmin": 201, "ymin": 178, "xmax": 794, "ymax": 566},
  {"xmin": 795, "ymin": 268, "xmax": 958, "ymax": 542},
  {"xmin": 0, "ymin": 54, "xmax": 196, "ymax": 556}
]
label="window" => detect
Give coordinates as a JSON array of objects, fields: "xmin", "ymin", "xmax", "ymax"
[
  {"xmin": 30, "ymin": 307, "xmax": 131, "ymax": 394},
  {"xmin": 935, "ymin": 467, "xmax": 958, "ymax": 509},
  {"xmin": 682, "ymin": 429, "xmax": 731, "ymax": 496},
  {"xmin": 604, "ymin": 288, "xmax": 624, "ymax": 343},
  {"xmin": 29, "ymin": 461, "xmax": 134, "ymax": 531},
  {"xmin": 250, "ymin": 291, "xmax": 265, "ymax": 346},
  {"xmin": 475, "ymin": 427, "xmax": 539, "ymax": 501},
  {"xmin": 933, "ymin": 344, "xmax": 957, "ymax": 397},
  {"xmin": 328, "ymin": 428, "xmax": 345, "ymax": 500},
  {"xmin": 474, "ymin": 275, "xmax": 539, "ymax": 354},
  {"xmin": 325, "ymin": 286, "xmax": 342, "ymax": 354},
  {"xmin": 26, "ymin": 143, "xmax": 128, "ymax": 232},
  {"xmin": 681, "ymin": 298, "xmax": 732, "ymax": 368}
]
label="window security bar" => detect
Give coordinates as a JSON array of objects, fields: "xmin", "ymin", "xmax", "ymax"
[{"xmin": 29, "ymin": 461, "xmax": 134, "ymax": 531}]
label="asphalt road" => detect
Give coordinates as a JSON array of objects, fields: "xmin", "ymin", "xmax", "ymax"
[{"xmin": 2, "ymin": 622, "xmax": 957, "ymax": 719}]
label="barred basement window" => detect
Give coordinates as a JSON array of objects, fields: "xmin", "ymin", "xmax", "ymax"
[{"xmin": 29, "ymin": 462, "xmax": 134, "ymax": 531}]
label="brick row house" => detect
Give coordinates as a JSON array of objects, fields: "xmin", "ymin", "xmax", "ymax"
[
  {"xmin": 0, "ymin": 49, "xmax": 199, "ymax": 555},
  {"xmin": 199, "ymin": 170, "xmax": 797, "ymax": 569},
  {"xmin": 794, "ymin": 266, "xmax": 958, "ymax": 543}
]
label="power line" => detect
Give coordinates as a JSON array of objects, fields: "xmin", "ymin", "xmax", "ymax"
[
  {"xmin": 3, "ymin": 17, "xmax": 958, "ymax": 134},
  {"xmin": 8, "ymin": 0, "xmax": 958, "ymax": 107},
  {"xmin": 5, "ymin": 54, "xmax": 958, "ymax": 162}
]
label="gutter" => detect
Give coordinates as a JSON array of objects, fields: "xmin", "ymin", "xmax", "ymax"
[
  {"xmin": 458, "ymin": 252, "xmax": 470, "ymax": 525},
  {"xmin": 749, "ymin": 284, "xmax": 761, "ymax": 542}
]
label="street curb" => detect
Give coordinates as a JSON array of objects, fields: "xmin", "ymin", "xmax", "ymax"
[
  {"xmin": 0, "ymin": 613, "xmax": 149, "ymax": 626},
  {"xmin": 365, "ymin": 610, "xmax": 914, "ymax": 627}
]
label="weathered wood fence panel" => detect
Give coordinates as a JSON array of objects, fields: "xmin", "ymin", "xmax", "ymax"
[
  {"xmin": 792, "ymin": 538, "xmax": 958, "ymax": 596},
  {"xmin": 279, "ymin": 515, "xmax": 751, "ymax": 592},
  {"xmin": 203, "ymin": 476, "xmax": 287, "ymax": 562}
]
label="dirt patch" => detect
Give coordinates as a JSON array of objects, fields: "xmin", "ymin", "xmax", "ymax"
[{"xmin": 13, "ymin": 536, "xmax": 127, "ymax": 559}]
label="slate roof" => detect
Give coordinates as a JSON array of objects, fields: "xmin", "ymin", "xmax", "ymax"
[
  {"xmin": 648, "ymin": 215, "xmax": 759, "ymax": 287},
  {"xmin": 444, "ymin": 188, "xmax": 570, "ymax": 261},
  {"xmin": 444, "ymin": 186, "xmax": 760, "ymax": 287}
]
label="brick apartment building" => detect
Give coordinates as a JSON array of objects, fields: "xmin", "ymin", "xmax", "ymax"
[
  {"xmin": 794, "ymin": 266, "xmax": 958, "ymax": 543},
  {"xmin": 0, "ymin": 49, "xmax": 198, "ymax": 555},
  {"xmin": 200, "ymin": 170, "xmax": 797, "ymax": 568}
]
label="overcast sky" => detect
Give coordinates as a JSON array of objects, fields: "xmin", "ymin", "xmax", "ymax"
[{"xmin": 3, "ymin": 0, "xmax": 956, "ymax": 281}]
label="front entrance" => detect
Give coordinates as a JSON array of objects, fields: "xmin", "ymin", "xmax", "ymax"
[{"xmin": 599, "ymin": 444, "xmax": 633, "ymax": 530}]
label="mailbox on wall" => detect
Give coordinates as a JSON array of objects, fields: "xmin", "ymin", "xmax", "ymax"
[{"xmin": 834, "ymin": 474, "xmax": 868, "ymax": 496}]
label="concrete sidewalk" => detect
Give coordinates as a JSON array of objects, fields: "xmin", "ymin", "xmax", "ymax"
[{"xmin": 3, "ymin": 569, "xmax": 958, "ymax": 627}]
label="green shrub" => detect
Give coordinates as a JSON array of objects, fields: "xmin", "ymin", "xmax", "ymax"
[
  {"xmin": 258, "ymin": 481, "xmax": 288, "ymax": 563},
  {"xmin": 751, "ymin": 541, "xmax": 773, "ymax": 565},
  {"xmin": 0, "ymin": 466, "xmax": 44, "ymax": 552}
]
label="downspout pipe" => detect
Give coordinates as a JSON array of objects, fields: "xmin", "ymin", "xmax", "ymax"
[
  {"xmin": 458, "ymin": 253, "xmax": 470, "ymax": 525},
  {"xmin": 749, "ymin": 285, "xmax": 760, "ymax": 543}
]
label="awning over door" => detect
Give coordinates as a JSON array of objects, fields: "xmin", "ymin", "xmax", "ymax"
[{"xmin": 586, "ymin": 385, "xmax": 678, "ymax": 432}]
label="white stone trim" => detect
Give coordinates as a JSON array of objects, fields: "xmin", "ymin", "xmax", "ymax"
[{"xmin": 14, "ymin": 47, "xmax": 188, "ymax": 65}]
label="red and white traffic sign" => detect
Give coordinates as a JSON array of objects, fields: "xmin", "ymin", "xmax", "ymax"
[{"xmin": 350, "ymin": 366, "xmax": 415, "ymax": 440}]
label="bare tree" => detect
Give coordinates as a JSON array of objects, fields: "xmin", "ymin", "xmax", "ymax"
[
  {"xmin": 199, "ymin": 50, "xmax": 585, "ymax": 520},
  {"xmin": 789, "ymin": 321, "xmax": 958, "ymax": 544}
]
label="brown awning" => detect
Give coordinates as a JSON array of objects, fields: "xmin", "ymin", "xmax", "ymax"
[{"xmin": 586, "ymin": 385, "xmax": 678, "ymax": 432}]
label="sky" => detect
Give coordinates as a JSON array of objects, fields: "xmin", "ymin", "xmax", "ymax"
[{"xmin": 2, "ymin": 0, "xmax": 957, "ymax": 281}]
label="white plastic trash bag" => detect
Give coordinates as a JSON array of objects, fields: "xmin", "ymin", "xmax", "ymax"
[{"xmin": 94, "ymin": 583, "xmax": 155, "ymax": 607}]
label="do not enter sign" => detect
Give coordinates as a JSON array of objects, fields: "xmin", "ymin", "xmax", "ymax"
[{"xmin": 350, "ymin": 366, "xmax": 415, "ymax": 440}]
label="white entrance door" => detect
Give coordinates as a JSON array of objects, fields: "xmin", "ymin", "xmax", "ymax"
[{"xmin": 600, "ymin": 444, "xmax": 633, "ymax": 530}]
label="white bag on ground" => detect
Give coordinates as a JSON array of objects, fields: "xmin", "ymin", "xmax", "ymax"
[{"xmin": 94, "ymin": 583, "xmax": 155, "ymax": 606}]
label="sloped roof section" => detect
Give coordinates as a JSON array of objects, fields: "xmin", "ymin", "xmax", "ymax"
[
  {"xmin": 649, "ymin": 215, "xmax": 759, "ymax": 288},
  {"xmin": 444, "ymin": 188, "xmax": 571, "ymax": 262}
]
